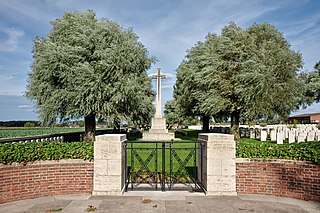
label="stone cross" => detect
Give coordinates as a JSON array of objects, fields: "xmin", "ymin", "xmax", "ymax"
[{"xmin": 151, "ymin": 68, "xmax": 166, "ymax": 118}]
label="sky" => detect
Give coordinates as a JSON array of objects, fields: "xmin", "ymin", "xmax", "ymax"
[{"xmin": 0, "ymin": 0, "xmax": 319, "ymax": 121}]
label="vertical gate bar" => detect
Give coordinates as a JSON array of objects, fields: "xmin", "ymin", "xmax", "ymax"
[
  {"xmin": 162, "ymin": 142, "xmax": 165, "ymax": 191},
  {"xmin": 131, "ymin": 141, "xmax": 133, "ymax": 191},
  {"xmin": 201, "ymin": 142, "xmax": 203, "ymax": 189},
  {"xmin": 170, "ymin": 142, "xmax": 172, "ymax": 190},
  {"xmin": 155, "ymin": 142, "xmax": 158, "ymax": 190},
  {"xmin": 125, "ymin": 140, "xmax": 128, "ymax": 192},
  {"xmin": 194, "ymin": 141, "xmax": 197, "ymax": 189}
]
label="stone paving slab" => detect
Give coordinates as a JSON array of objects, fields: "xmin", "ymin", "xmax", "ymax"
[
  {"xmin": 239, "ymin": 194, "xmax": 320, "ymax": 213},
  {"xmin": 21, "ymin": 200, "xmax": 71, "ymax": 213},
  {"xmin": 0, "ymin": 193, "xmax": 319, "ymax": 213},
  {"xmin": 60, "ymin": 199, "xmax": 102, "ymax": 213}
]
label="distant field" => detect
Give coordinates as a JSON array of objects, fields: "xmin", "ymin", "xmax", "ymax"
[{"xmin": 0, "ymin": 127, "xmax": 85, "ymax": 139}]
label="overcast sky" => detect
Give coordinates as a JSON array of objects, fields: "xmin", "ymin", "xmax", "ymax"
[{"xmin": 0, "ymin": 0, "xmax": 319, "ymax": 121}]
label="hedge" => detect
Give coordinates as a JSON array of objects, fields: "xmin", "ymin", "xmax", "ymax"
[
  {"xmin": 0, "ymin": 140, "xmax": 319, "ymax": 165},
  {"xmin": 0, "ymin": 142, "xmax": 93, "ymax": 164},
  {"xmin": 236, "ymin": 140, "xmax": 319, "ymax": 165}
]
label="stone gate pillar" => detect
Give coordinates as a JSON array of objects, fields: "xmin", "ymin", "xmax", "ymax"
[
  {"xmin": 93, "ymin": 134, "xmax": 126, "ymax": 195},
  {"xmin": 198, "ymin": 133, "xmax": 237, "ymax": 196}
]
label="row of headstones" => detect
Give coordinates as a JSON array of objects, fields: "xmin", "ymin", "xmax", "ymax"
[
  {"xmin": 239, "ymin": 125, "xmax": 320, "ymax": 144},
  {"xmin": 14, "ymin": 136, "xmax": 64, "ymax": 143}
]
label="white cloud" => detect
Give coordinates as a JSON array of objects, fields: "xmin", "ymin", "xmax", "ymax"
[
  {"xmin": 18, "ymin": 105, "xmax": 33, "ymax": 112},
  {"xmin": 0, "ymin": 27, "xmax": 25, "ymax": 52}
]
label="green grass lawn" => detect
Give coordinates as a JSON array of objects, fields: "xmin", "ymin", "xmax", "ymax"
[
  {"xmin": 1, "ymin": 129, "xmax": 318, "ymax": 166},
  {"xmin": 0, "ymin": 127, "xmax": 85, "ymax": 138}
]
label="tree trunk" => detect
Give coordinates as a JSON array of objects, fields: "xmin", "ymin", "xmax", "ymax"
[
  {"xmin": 202, "ymin": 114, "xmax": 210, "ymax": 133},
  {"xmin": 113, "ymin": 118, "xmax": 121, "ymax": 133},
  {"xmin": 84, "ymin": 113, "xmax": 96, "ymax": 142},
  {"xmin": 230, "ymin": 110, "xmax": 240, "ymax": 141}
]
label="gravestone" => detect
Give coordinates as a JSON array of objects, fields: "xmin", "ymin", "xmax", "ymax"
[
  {"xmin": 307, "ymin": 131, "xmax": 315, "ymax": 142},
  {"xmin": 288, "ymin": 130, "xmax": 295, "ymax": 143},
  {"xmin": 255, "ymin": 128, "xmax": 261, "ymax": 139},
  {"xmin": 297, "ymin": 132, "xmax": 306, "ymax": 143},
  {"xmin": 250, "ymin": 128, "xmax": 255, "ymax": 139},
  {"xmin": 276, "ymin": 131, "xmax": 284, "ymax": 144},
  {"xmin": 260, "ymin": 128, "xmax": 267, "ymax": 141},
  {"xmin": 270, "ymin": 129, "xmax": 276, "ymax": 141}
]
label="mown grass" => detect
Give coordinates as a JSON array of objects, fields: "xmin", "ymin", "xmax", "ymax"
[
  {"xmin": 0, "ymin": 127, "xmax": 85, "ymax": 139},
  {"xmin": 0, "ymin": 130, "xmax": 319, "ymax": 166}
]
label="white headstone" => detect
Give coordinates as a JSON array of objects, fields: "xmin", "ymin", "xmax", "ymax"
[
  {"xmin": 276, "ymin": 131, "xmax": 284, "ymax": 144},
  {"xmin": 270, "ymin": 129, "xmax": 276, "ymax": 141},
  {"xmin": 297, "ymin": 132, "xmax": 306, "ymax": 143},
  {"xmin": 260, "ymin": 129, "xmax": 267, "ymax": 141},
  {"xmin": 307, "ymin": 131, "xmax": 315, "ymax": 142},
  {"xmin": 288, "ymin": 130, "xmax": 295, "ymax": 143},
  {"xmin": 250, "ymin": 128, "xmax": 255, "ymax": 139}
]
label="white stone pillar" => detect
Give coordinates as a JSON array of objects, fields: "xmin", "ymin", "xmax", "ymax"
[
  {"xmin": 93, "ymin": 134, "xmax": 126, "ymax": 195},
  {"xmin": 198, "ymin": 133, "xmax": 237, "ymax": 196}
]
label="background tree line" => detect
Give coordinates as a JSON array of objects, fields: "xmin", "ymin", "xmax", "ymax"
[
  {"xmin": 168, "ymin": 22, "xmax": 319, "ymax": 139},
  {"xmin": 25, "ymin": 10, "xmax": 320, "ymax": 141}
]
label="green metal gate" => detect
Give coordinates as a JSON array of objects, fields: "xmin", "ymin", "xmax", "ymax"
[{"xmin": 124, "ymin": 141, "xmax": 204, "ymax": 192}]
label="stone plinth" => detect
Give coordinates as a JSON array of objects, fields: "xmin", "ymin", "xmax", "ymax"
[
  {"xmin": 142, "ymin": 118, "xmax": 175, "ymax": 141},
  {"xmin": 198, "ymin": 133, "xmax": 237, "ymax": 196},
  {"xmin": 150, "ymin": 118, "xmax": 166, "ymax": 130},
  {"xmin": 93, "ymin": 134, "xmax": 126, "ymax": 195}
]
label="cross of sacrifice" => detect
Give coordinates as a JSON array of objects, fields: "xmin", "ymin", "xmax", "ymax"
[{"xmin": 151, "ymin": 68, "xmax": 166, "ymax": 118}]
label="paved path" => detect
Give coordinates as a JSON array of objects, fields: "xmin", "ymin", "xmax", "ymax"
[{"xmin": 0, "ymin": 192, "xmax": 319, "ymax": 213}]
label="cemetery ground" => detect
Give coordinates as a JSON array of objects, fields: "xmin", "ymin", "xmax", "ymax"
[
  {"xmin": 1, "ymin": 129, "xmax": 319, "ymax": 165},
  {"xmin": 1, "ymin": 128, "xmax": 320, "ymax": 212}
]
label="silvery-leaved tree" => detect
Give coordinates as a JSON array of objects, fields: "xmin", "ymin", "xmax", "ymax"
[
  {"xmin": 26, "ymin": 11, "xmax": 155, "ymax": 142},
  {"xmin": 305, "ymin": 61, "xmax": 320, "ymax": 102},
  {"xmin": 174, "ymin": 23, "xmax": 305, "ymax": 140}
]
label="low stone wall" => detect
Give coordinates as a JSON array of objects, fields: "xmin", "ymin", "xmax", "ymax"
[
  {"xmin": 1, "ymin": 158, "xmax": 319, "ymax": 204},
  {"xmin": 236, "ymin": 158, "xmax": 320, "ymax": 201},
  {"xmin": 0, "ymin": 160, "xmax": 93, "ymax": 204}
]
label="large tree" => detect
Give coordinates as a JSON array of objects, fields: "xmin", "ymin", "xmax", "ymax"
[
  {"xmin": 174, "ymin": 23, "xmax": 304, "ymax": 139},
  {"xmin": 26, "ymin": 11, "xmax": 155, "ymax": 141},
  {"xmin": 305, "ymin": 61, "xmax": 320, "ymax": 102},
  {"xmin": 164, "ymin": 99, "xmax": 198, "ymax": 128}
]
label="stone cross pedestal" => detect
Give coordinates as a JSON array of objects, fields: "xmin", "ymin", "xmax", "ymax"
[{"xmin": 143, "ymin": 68, "xmax": 174, "ymax": 141}]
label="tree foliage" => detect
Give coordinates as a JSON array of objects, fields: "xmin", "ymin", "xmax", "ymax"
[
  {"xmin": 305, "ymin": 61, "xmax": 320, "ymax": 102},
  {"xmin": 26, "ymin": 11, "xmax": 155, "ymax": 141},
  {"xmin": 174, "ymin": 23, "xmax": 304, "ymax": 138},
  {"xmin": 164, "ymin": 99, "xmax": 198, "ymax": 127}
]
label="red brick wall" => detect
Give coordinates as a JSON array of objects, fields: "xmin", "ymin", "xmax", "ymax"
[
  {"xmin": 0, "ymin": 160, "xmax": 93, "ymax": 204},
  {"xmin": 236, "ymin": 158, "xmax": 320, "ymax": 201},
  {"xmin": 1, "ymin": 158, "xmax": 319, "ymax": 204}
]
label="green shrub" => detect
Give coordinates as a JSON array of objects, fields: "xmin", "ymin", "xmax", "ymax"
[
  {"xmin": 236, "ymin": 140, "xmax": 320, "ymax": 165},
  {"xmin": 1, "ymin": 139, "xmax": 319, "ymax": 165},
  {"xmin": 0, "ymin": 142, "xmax": 93, "ymax": 164}
]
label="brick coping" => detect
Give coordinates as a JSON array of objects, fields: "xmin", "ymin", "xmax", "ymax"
[
  {"xmin": 1, "ymin": 158, "xmax": 315, "ymax": 168},
  {"xmin": 236, "ymin": 158, "xmax": 315, "ymax": 165},
  {"xmin": 0, "ymin": 159, "xmax": 93, "ymax": 168}
]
